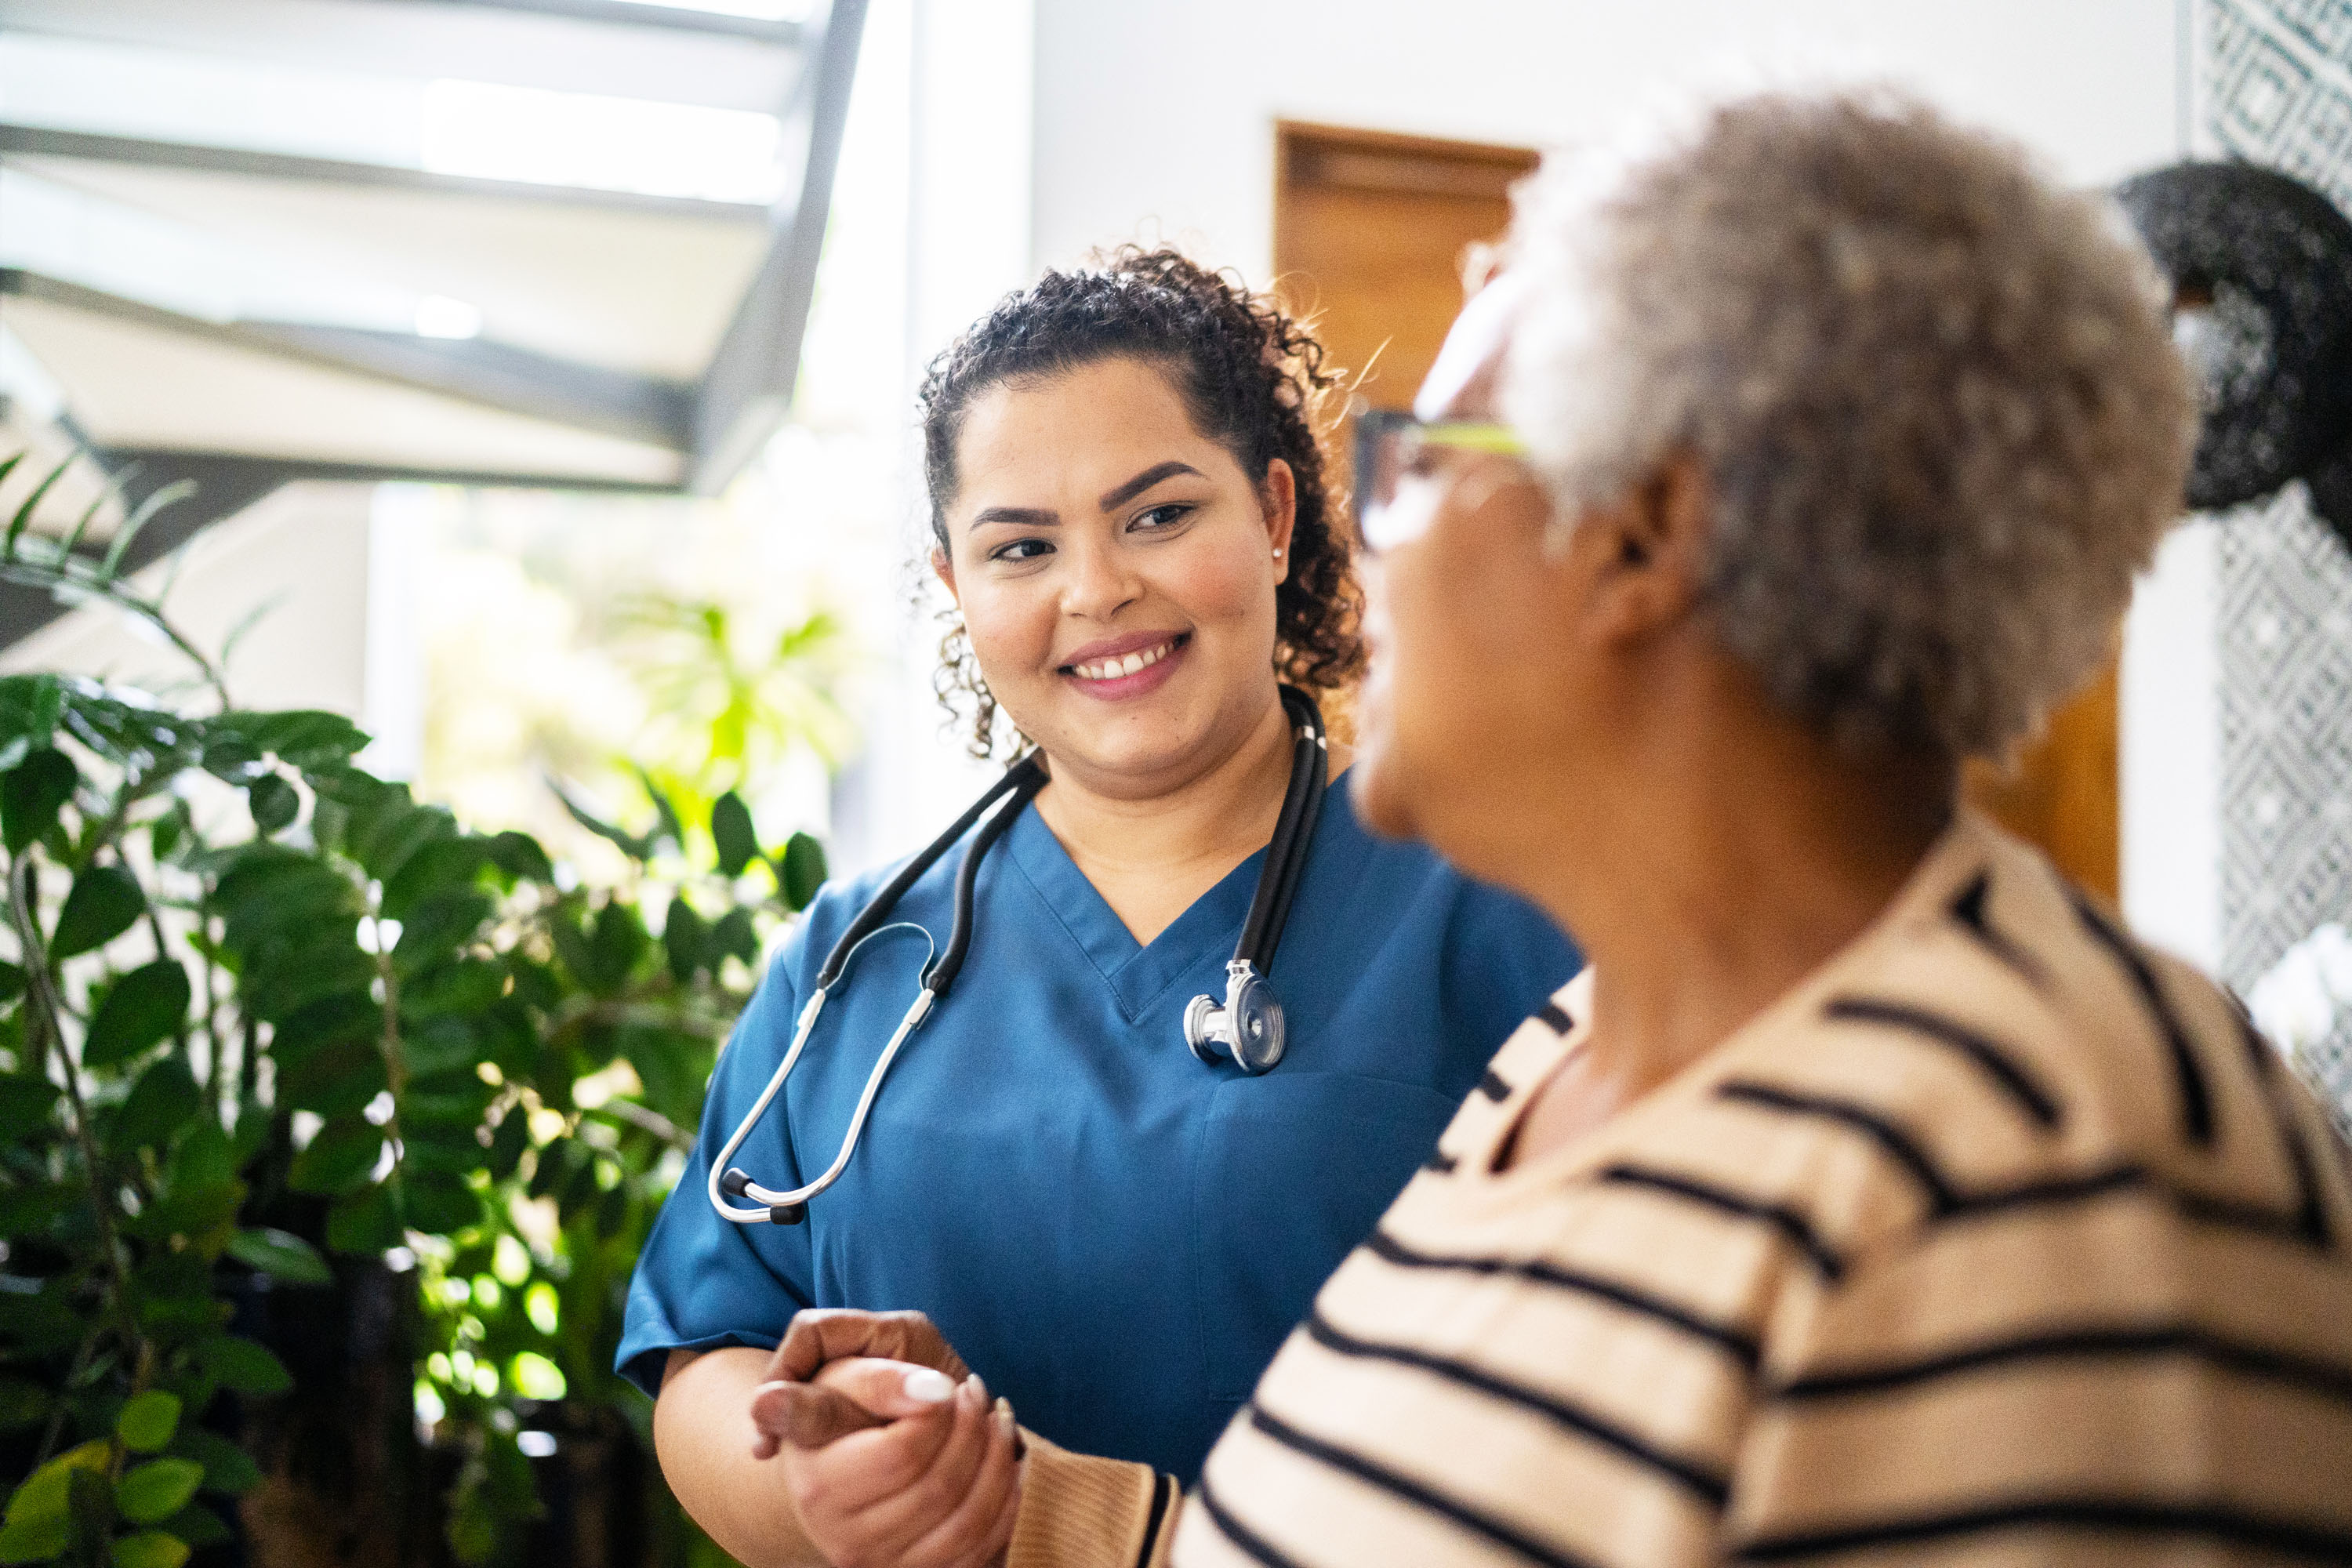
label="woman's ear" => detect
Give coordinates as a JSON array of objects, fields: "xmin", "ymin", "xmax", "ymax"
[
  {"xmin": 1581, "ymin": 456, "xmax": 1709, "ymax": 645},
  {"xmin": 931, "ymin": 543, "xmax": 959, "ymax": 602},
  {"xmin": 1261, "ymin": 459, "xmax": 1298, "ymax": 584}
]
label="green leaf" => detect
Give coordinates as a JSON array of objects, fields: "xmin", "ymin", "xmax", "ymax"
[
  {"xmin": 83, "ymin": 960, "xmax": 191, "ymax": 1069},
  {"xmin": 147, "ymin": 799, "xmax": 193, "ymax": 866},
  {"xmin": 548, "ymin": 777, "xmax": 655, "ymax": 860},
  {"xmin": 288, "ymin": 1118, "xmax": 384, "ymax": 1196},
  {"xmin": 324, "ymin": 1181, "xmax": 404, "ymax": 1254},
  {"xmin": 0, "ymin": 1074, "xmax": 60, "ymax": 1142},
  {"xmin": 574, "ymin": 900, "xmax": 647, "ymax": 995},
  {"xmin": 483, "ymin": 1109, "xmax": 529, "ymax": 1181},
  {"xmin": 0, "ymin": 1184, "xmax": 74, "ymax": 1240},
  {"xmin": 0, "ymin": 673, "xmax": 62, "ymax": 773},
  {"xmin": 198, "ymin": 731, "xmax": 263, "ymax": 786},
  {"xmin": 205, "ymin": 711, "xmax": 369, "ymax": 771},
  {"xmin": 780, "ymin": 831, "xmax": 828, "ymax": 912},
  {"xmin": 662, "ymin": 898, "xmax": 710, "ymax": 982},
  {"xmin": 246, "ymin": 775, "xmax": 299, "ymax": 835},
  {"xmin": 2, "ymin": 456, "xmax": 71, "ymax": 563},
  {"xmin": 334, "ymin": 793, "xmax": 451, "ymax": 887},
  {"xmin": 402, "ymin": 1175, "xmax": 486, "ymax": 1234},
  {"xmin": 0, "ymin": 748, "xmax": 76, "ymax": 855},
  {"xmin": 0, "ymin": 1512, "xmax": 67, "ymax": 1563},
  {"xmin": 390, "ymin": 889, "xmax": 494, "ymax": 976},
  {"xmin": 484, "ymin": 830, "xmax": 554, "ymax": 884},
  {"xmin": 111, "ymin": 1530, "xmax": 192, "ymax": 1568},
  {"xmin": 100, "ymin": 477, "xmax": 195, "ymax": 578},
  {"xmin": 156, "ymin": 1504, "xmax": 228, "ymax": 1548},
  {"xmin": 401, "ymin": 958, "xmax": 504, "ymax": 1021},
  {"xmin": 111, "ymin": 1058, "xmax": 198, "ymax": 1152},
  {"xmin": 710, "ymin": 907, "xmax": 758, "ymax": 968},
  {"xmin": 168, "ymin": 1430, "xmax": 260, "ymax": 1497},
  {"xmin": 194, "ymin": 1337, "xmax": 291, "ymax": 1397},
  {"xmin": 274, "ymin": 1040, "xmax": 386, "ymax": 1120},
  {"xmin": 224, "ymin": 1227, "xmax": 332, "ymax": 1287},
  {"xmin": 0, "ymin": 959, "xmax": 27, "ymax": 1004},
  {"xmin": 380, "ymin": 836, "xmax": 488, "ymax": 924},
  {"xmin": 634, "ymin": 765, "xmax": 686, "ymax": 854},
  {"xmin": 49, "ymin": 862, "xmax": 145, "ymax": 960},
  {"xmin": 2, "ymin": 1442, "xmax": 106, "ymax": 1537},
  {"xmin": 168, "ymin": 1111, "xmax": 237, "ymax": 1191},
  {"xmin": 57, "ymin": 681, "xmax": 197, "ymax": 777},
  {"xmin": 401, "ymin": 1016, "xmax": 481, "ymax": 1081},
  {"xmin": 115, "ymin": 1460, "xmax": 202, "ymax": 1526},
  {"xmin": 710, "ymin": 791, "xmax": 757, "ymax": 878},
  {"xmin": 115, "ymin": 1390, "xmax": 182, "ymax": 1454}
]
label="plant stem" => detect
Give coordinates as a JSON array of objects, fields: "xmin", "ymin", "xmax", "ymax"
[{"xmin": 11, "ymin": 854, "xmax": 131, "ymax": 1465}]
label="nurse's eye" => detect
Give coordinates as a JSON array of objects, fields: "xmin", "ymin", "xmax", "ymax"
[
  {"xmin": 990, "ymin": 537, "xmax": 1054, "ymax": 563},
  {"xmin": 1130, "ymin": 503, "xmax": 1194, "ymax": 533}
]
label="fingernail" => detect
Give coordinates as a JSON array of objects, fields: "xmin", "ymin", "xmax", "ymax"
[
  {"xmin": 902, "ymin": 1367, "xmax": 955, "ymax": 1403},
  {"xmin": 967, "ymin": 1373, "xmax": 989, "ymax": 1404},
  {"xmin": 994, "ymin": 1402, "xmax": 1014, "ymax": 1437}
]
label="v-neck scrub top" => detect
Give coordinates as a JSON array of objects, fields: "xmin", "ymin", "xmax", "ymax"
[{"xmin": 617, "ymin": 779, "xmax": 1579, "ymax": 1481}]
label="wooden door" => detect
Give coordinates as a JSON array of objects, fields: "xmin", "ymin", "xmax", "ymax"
[
  {"xmin": 1271, "ymin": 119, "xmax": 2119, "ymax": 901},
  {"xmin": 1273, "ymin": 122, "xmax": 1539, "ymax": 416}
]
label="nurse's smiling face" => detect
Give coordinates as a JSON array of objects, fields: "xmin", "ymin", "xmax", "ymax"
[{"xmin": 935, "ymin": 356, "xmax": 1295, "ymax": 797}]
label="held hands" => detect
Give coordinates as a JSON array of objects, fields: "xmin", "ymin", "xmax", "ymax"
[{"xmin": 750, "ymin": 1309, "xmax": 1020, "ymax": 1568}]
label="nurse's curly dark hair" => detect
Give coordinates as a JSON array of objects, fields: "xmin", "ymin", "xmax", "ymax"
[{"xmin": 918, "ymin": 247, "xmax": 1362, "ymax": 758}]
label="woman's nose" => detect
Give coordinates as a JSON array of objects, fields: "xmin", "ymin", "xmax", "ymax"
[{"xmin": 1058, "ymin": 537, "xmax": 1141, "ymax": 619}]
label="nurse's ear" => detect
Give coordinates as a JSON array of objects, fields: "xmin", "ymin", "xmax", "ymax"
[
  {"xmin": 931, "ymin": 543, "xmax": 960, "ymax": 604},
  {"xmin": 1258, "ymin": 458, "xmax": 1297, "ymax": 587}
]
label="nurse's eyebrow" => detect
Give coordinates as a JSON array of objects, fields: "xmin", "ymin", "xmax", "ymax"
[
  {"xmin": 969, "ymin": 505, "xmax": 1059, "ymax": 528},
  {"xmin": 1098, "ymin": 461, "xmax": 1202, "ymax": 512}
]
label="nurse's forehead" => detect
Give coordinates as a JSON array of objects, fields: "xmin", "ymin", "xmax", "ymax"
[{"xmin": 950, "ymin": 369, "xmax": 1233, "ymax": 517}]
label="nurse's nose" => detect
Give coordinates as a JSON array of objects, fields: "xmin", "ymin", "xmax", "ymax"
[{"xmin": 1058, "ymin": 532, "xmax": 1142, "ymax": 622}]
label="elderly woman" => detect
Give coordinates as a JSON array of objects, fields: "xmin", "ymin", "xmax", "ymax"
[{"xmin": 757, "ymin": 89, "xmax": 2352, "ymax": 1566}]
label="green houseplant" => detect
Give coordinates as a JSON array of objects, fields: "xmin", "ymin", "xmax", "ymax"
[{"xmin": 0, "ymin": 458, "xmax": 833, "ymax": 1567}]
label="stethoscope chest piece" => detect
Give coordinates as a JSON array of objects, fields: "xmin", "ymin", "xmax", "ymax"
[
  {"xmin": 1186, "ymin": 960, "xmax": 1287, "ymax": 1074},
  {"xmin": 1181, "ymin": 686, "xmax": 1327, "ymax": 1077}
]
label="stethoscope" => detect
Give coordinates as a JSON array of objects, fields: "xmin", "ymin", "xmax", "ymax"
[{"xmin": 708, "ymin": 686, "xmax": 1329, "ymax": 1225}]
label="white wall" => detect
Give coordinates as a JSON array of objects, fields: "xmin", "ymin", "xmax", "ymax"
[{"xmin": 1030, "ymin": 0, "xmax": 2183, "ymax": 282}]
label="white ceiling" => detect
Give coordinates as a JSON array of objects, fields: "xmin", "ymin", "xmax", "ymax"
[{"xmin": 0, "ymin": 0, "xmax": 844, "ymax": 494}]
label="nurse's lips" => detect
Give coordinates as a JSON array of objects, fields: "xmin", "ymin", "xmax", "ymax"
[{"xmin": 1058, "ymin": 630, "xmax": 1190, "ymax": 701}]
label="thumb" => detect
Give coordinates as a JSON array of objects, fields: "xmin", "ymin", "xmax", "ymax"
[{"xmin": 749, "ymin": 1359, "xmax": 959, "ymax": 1455}]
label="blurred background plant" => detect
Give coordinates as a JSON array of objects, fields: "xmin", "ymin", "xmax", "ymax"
[
  {"xmin": 407, "ymin": 482, "xmax": 855, "ymax": 893},
  {"xmin": 0, "ymin": 455, "xmax": 845, "ymax": 1568}
]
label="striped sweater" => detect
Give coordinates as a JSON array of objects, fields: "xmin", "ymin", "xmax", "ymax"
[{"xmin": 1006, "ymin": 812, "xmax": 2352, "ymax": 1567}]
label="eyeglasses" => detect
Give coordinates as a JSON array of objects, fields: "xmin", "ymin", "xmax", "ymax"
[{"xmin": 1351, "ymin": 410, "xmax": 1530, "ymax": 555}]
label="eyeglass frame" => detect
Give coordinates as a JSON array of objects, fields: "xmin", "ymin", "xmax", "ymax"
[{"xmin": 1350, "ymin": 408, "xmax": 1530, "ymax": 556}]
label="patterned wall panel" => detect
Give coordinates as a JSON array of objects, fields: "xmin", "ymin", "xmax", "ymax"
[{"xmin": 2205, "ymin": 0, "xmax": 2352, "ymax": 1127}]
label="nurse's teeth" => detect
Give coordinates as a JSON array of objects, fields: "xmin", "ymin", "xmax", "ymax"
[{"xmin": 1073, "ymin": 641, "xmax": 1172, "ymax": 681}]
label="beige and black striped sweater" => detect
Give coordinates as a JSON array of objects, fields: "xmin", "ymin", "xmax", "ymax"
[{"xmin": 1006, "ymin": 813, "xmax": 2352, "ymax": 1567}]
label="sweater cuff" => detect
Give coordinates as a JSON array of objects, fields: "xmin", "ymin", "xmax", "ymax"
[{"xmin": 1007, "ymin": 1429, "xmax": 1170, "ymax": 1568}]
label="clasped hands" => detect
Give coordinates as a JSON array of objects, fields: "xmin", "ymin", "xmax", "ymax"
[{"xmin": 750, "ymin": 1308, "xmax": 1022, "ymax": 1568}]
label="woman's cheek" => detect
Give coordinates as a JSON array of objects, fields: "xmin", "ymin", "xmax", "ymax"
[{"xmin": 961, "ymin": 576, "xmax": 1058, "ymax": 702}]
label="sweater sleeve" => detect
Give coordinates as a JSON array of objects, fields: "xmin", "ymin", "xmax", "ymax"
[{"xmin": 1007, "ymin": 1430, "xmax": 1181, "ymax": 1568}]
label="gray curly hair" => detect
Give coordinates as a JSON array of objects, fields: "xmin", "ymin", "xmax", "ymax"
[{"xmin": 1503, "ymin": 86, "xmax": 2195, "ymax": 759}]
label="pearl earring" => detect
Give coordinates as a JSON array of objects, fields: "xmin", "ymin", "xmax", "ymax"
[{"xmin": 1273, "ymin": 548, "xmax": 1285, "ymax": 559}]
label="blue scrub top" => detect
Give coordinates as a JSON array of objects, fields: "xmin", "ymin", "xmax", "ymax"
[{"xmin": 618, "ymin": 779, "xmax": 1578, "ymax": 1482}]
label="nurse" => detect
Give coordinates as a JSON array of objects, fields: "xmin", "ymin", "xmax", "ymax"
[{"xmin": 617, "ymin": 247, "xmax": 1578, "ymax": 1566}]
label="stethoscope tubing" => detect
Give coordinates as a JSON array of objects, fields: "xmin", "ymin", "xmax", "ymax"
[{"xmin": 709, "ymin": 691, "xmax": 1321, "ymax": 1226}]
